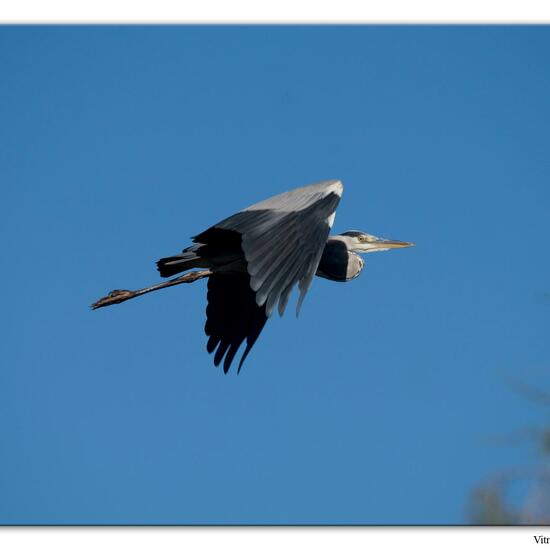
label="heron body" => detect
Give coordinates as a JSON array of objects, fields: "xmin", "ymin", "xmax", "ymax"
[
  {"xmin": 316, "ymin": 237, "xmax": 365, "ymax": 282},
  {"xmin": 156, "ymin": 179, "xmax": 413, "ymax": 373}
]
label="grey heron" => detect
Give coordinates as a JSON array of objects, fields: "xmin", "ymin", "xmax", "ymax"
[{"xmin": 151, "ymin": 179, "xmax": 414, "ymax": 373}]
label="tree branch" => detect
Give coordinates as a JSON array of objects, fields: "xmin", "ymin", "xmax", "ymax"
[{"xmin": 90, "ymin": 269, "xmax": 213, "ymax": 310}]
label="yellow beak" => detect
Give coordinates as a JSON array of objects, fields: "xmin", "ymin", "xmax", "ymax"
[{"xmin": 375, "ymin": 239, "xmax": 415, "ymax": 249}]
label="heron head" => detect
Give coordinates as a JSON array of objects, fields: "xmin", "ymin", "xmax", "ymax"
[{"xmin": 340, "ymin": 231, "xmax": 415, "ymax": 254}]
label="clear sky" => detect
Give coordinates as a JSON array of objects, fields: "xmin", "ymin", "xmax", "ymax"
[{"xmin": 0, "ymin": 25, "xmax": 549, "ymax": 525}]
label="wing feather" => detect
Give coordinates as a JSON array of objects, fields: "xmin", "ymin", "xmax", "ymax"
[
  {"xmin": 194, "ymin": 179, "xmax": 343, "ymax": 371},
  {"xmin": 196, "ymin": 180, "xmax": 342, "ymax": 317},
  {"xmin": 253, "ymin": 193, "xmax": 338, "ymax": 316},
  {"xmin": 204, "ymin": 272, "xmax": 268, "ymax": 373}
]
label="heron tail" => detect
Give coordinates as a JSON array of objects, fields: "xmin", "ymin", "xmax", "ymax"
[{"xmin": 156, "ymin": 244, "xmax": 203, "ymax": 278}]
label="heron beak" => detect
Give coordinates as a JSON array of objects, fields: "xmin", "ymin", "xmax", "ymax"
[
  {"xmin": 352, "ymin": 234, "xmax": 416, "ymax": 254},
  {"xmin": 374, "ymin": 239, "xmax": 415, "ymax": 250}
]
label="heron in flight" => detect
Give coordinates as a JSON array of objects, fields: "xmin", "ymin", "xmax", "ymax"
[{"xmin": 93, "ymin": 180, "xmax": 413, "ymax": 373}]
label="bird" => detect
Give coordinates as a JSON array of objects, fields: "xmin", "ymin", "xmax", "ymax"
[{"xmin": 155, "ymin": 179, "xmax": 414, "ymax": 373}]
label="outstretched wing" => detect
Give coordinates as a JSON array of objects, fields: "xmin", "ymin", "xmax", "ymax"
[
  {"xmin": 194, "ymin": 179, "xmax": 343, "ymax": 318},
  {"xmin": 205, "ymin": 273, "xmax": 268, "ymax": 373}
]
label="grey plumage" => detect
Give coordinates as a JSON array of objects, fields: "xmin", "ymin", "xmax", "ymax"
[
  {"xmin": 196, "ymin": 179, "xmax": 343, "ymax": 317},
  {"xmin": 156, "ymin": 179, "xmax": 413, "ymax": 373},
  {"xmin": 316, "ymin": 237, "xmax": 364, "ymax": 282}
]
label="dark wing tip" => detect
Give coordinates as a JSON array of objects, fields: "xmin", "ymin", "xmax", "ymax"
[{"xmin": 205, "ymin": 273, "xmax": 268, "ymax": 374}]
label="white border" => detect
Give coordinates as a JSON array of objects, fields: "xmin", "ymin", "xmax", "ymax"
[
  {"xmin": 0, "ymin": 0, "xmax": 550, "ymax": 23},
  {"xmin": 1, "ymin": 526, "xmax": 550, "ymax": 550}
]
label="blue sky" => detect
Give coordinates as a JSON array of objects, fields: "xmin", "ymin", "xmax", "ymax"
[{"xmin": 0, "ymin": 25, "xmax": 549, "ymax": 524}]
